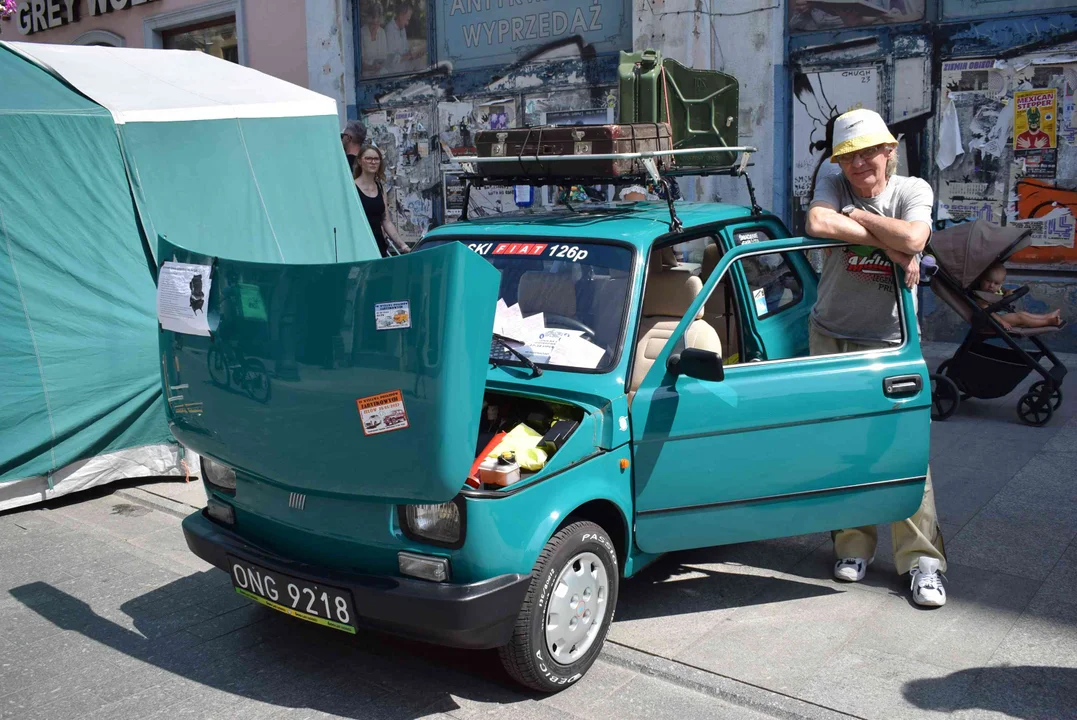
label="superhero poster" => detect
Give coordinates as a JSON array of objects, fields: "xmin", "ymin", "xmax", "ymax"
[{"xmin": 1014, "ymin": 89, "xmax": 1057, "ymax": 179}]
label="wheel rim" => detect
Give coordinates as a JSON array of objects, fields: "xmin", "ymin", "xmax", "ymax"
[
  {"xmin": 1019, "ymin": 394, "xmax": 1052, "ymax": 425},
  {"xmin": 545, "ymin": 551, "xmax": 609, "ymax": 665},
  {"xmin": 1030, "ymin": 381, "xmax": 1062, "ymax": 410}
]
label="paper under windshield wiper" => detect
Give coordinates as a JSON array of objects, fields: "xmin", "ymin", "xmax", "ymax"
[{"xmin": 491, "ymin": 333, "xmax": 542, "ymax": 378}]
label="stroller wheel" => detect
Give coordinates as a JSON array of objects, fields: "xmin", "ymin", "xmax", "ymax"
[
  {"xmin": 1017, "ymin": 391, "xmax": 1054, "ymax": 427},
  {"xmin": 930, "ymin": 374, "xmax": 960, "ymax": 421},
  {"xmin": 1029, "ymin": 381, "xmax": 1063, "ymax": 410}
]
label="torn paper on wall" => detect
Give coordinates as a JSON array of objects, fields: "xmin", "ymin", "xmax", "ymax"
[
  {"xmin": 937, "ymin": 98, "xmax": 964, "ymax": 170},
  {"xmin": 1012, "ymin": 206, "xmax": 1077, "ymax": 247}
]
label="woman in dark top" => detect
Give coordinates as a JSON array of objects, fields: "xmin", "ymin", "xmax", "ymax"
[{"xmin": 353, "ymin": 145, "xmax": 408, "ymax": 257}]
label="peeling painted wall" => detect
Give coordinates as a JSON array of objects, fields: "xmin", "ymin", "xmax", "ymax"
[
  {"xmin": 306, "ymin": 0, "xmax": 356, "ymax": 126},
  {"xmin": 633, "ymin": 0, "xmax": 785, "ymax": 211}
]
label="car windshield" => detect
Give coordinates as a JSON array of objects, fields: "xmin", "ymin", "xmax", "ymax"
[{"xmin": 419, "ymin": 239, "xmax": 634, "ymax": 373}]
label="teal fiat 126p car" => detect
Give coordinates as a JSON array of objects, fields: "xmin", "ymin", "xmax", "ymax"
[{"xmin": 162, "ymin": 182, "xmax": 930, "ymax": 690}]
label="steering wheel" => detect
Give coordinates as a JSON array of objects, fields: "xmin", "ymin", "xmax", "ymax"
[{"xmin": 543, "ymin": 313, "xmax": 596, "ymax": 340}]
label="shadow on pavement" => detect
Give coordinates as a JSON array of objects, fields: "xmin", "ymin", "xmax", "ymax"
[
  {"xmin": 9, "ymin": 576, "xmax": 535, "ymax": 719},
  {"xmin": 903, "ymin": 665, "xmax": 1077, "ymax": 720},
  {"xmin": 615, "ymin": 547, "xmax": 841, "ymax": 622}
]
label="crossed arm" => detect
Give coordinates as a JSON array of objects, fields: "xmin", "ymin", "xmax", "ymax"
[{"xmin": 806, "ymin": 203, "xmax": 930, "ymax": 288}]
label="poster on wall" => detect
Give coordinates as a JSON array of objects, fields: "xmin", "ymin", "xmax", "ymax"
[
  {"xmin": 438, "ymin": 101, "xmax": 477, "ymax": 159},
  {"xmin": 1014, "ymin": 89, "xmax": 1058, "ymax": 179},
  {"xmin": 359, "ymin": 0, "xmax": 429, "ymax": 79},
  {"xmin": 443, "ymin": 172, "xmax": 466, "ymax": 218},
  {"xmin": 791, "ymin": 67, "xmax": 879, "ymax": 203},
  {"xmin": 476, "ymin": 99, "xmax": 517, "ymax": 130},
  {"xmin": 789, "ymin": 0, "xmax": 924, "ymax": 33}
]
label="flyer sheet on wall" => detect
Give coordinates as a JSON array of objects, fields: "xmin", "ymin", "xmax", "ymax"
[
  {"xmin": 1014, "ymin": 89, "xmax": 1058, "ymax": 179},
  {"xmin": 157, "ymin": 261, "xmax": 213, "ymax": 336}
]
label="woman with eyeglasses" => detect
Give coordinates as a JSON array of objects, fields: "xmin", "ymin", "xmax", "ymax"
[{"xmin": 353, "ymin": 145, "xmax": 409, "ymax": 257}]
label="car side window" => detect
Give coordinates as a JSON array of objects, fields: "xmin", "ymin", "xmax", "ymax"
[{"xmin": 740, "ymin": 253, "xmax": 803, "ymax": 319}]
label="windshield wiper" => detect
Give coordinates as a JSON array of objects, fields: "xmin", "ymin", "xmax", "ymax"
[{"xmin": 491, "ymin": 333, "xmax": 542, "ymax": 378}]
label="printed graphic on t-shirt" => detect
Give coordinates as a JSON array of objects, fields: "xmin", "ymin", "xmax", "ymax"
[{"xmin": 843, "ymin": 246, "xmax": 894, "ymax": 292}]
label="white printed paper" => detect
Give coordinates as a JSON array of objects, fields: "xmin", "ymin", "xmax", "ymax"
[
  {"xmin": 494, "ymin": 300, "xmax": 524, "ymax": 339},
  {"xmin": 157, "ymin": 261, "xmax": 212, "ymax": 336},
  {"xmin": 752, "ymin": 288, "xmax": 769, "ymax": 317},
  {"xmin": 524, "ymin": 329, "xmax": 583, "ymax": 361},
  {"xmin": 375, "ymin": 301, "xmax": 411, "ymax": 330},
  {"xmin": 548, "ymin": 335, "xmax": 606, "ymax": 369}
]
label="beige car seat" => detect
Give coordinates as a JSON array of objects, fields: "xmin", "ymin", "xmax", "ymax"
[
  {"xmin": 628, "ymin": 260, "xmax": 722, "ymax": 402},
  {"xmin": 517, "ymin": 271, "xmax": 576, "ymax": 318},
  {"xmin": 700, "ymin": 243, "xmax": 739, "ymax": 363}
]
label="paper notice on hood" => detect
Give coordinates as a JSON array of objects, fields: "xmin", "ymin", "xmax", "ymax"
[
  {"xmin": 548, "ymin": 335, "xmax": 606, "ymax": 369},
  {"xmin": 523, "ymin": 328, "xmax": 583, "ymax": 361},
  {"xmin": 157, "ymin": 261, "xmax": 212, "ymax": 336},
  {"xmin": 494, "ymin": 299, "xmax": 524, "ymax": 339}
]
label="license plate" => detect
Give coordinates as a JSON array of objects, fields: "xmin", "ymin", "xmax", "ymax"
[{"xmin": 227, "ymin": 555, "xmax": 357, "ymax": 634}]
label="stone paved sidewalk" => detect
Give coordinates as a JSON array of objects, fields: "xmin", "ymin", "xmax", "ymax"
[{"xmin": 2, "ymin": 342, "xmax": 1075, "ymax": 719}]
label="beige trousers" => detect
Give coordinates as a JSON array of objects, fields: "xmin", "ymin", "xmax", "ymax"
[{"xmin": 809, "ymin": 325, "xmax": 947, "ymax": 574}]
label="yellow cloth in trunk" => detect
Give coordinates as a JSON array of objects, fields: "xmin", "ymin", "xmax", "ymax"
[{"xmin": 489, "ymin": 423, "xmax": 548, "ymax": 471}]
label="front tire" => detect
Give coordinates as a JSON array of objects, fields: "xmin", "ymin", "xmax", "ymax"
[{"xmin": 498, "ymin": 520, "xmax": 619, "ymax": 692}]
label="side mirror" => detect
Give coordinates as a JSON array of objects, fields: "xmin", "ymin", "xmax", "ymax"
[{"xmin": 667, "ymin": 348, "xmax": 724, "ymax": 382}]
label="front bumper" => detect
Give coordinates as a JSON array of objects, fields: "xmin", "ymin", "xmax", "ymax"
[{"xmin": 182, "ymin": 510, "xmax": 530, "ymax": 649}]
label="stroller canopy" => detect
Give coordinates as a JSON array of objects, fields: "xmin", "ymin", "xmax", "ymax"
[{"xmin": 930, "ymin": 219, "xmax": 1033, "ymax": 288}]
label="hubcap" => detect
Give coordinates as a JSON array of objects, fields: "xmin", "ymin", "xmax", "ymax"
[{"xmin": 544, "ymin": 551, "xmax": 608, "ymax": 665}]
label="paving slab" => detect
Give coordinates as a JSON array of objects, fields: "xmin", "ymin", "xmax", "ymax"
[
  {"xmin": 842, "ymin": 562, "xmax": 1035, "ymax": 671},
  {"xmin": 947, "ymin": 494, "xmax": 1077, "ymax": 581},
  {"xmin": 799, "ymin": 648, "xmax": 975, "ymax": 720},
  {"xmin": 674, "ymin": 585, "xmax": 886, "ymax": 694}
]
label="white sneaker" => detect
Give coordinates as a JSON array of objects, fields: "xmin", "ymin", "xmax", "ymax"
[
  {"xmin": 910, "ymin": 557, "xmax": 947, "ymax": 607},
  {"xmin": 833, "ymin": 557, "xmax": 872, "ymax": 582}
]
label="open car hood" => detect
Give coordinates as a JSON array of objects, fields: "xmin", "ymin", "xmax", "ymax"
[{"xmin": 158, "ymin": 239, "xmax": 499, "ymax": 504}]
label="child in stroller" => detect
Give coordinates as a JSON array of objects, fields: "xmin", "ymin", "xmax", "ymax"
[
  {"xmin": 925, "ymin": 220, "xmax": 1067, "ymax": 426},
  {"xmin": 975, "ymin": 262, "xmax": 1065, "ymax": 331}
]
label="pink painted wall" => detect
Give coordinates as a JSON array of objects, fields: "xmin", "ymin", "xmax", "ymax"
[{"xmin": 4, "ymin": 0, "xmax": 308, "ymax": 88}]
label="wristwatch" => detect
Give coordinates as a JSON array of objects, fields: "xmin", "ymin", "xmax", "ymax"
[{"xmin": 841, "ymin": 204, "xmax": 856, "ymax": 217}]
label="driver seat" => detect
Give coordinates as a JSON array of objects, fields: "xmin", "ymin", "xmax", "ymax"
[
  {"xmin": 628, "ymin": 263, "xmax": 721, "ymax": 403},
  {"xmin": 518, "ymin": 271, "xmax": 576, "ymax": 318}
]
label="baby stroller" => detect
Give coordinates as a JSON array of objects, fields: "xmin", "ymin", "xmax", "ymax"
[{"xmin": 926, "ymin": 219, "xmax": 1068, "ymax": 426}]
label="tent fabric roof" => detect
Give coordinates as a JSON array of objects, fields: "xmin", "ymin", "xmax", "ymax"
[{"xmin": 2, "ymin": 42, "xmax": 338, "ymax": 124}]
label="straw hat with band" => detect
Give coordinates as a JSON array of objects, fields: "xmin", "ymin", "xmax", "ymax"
[{"xmin": 830, "ymin": 109, "xmax": 898, "ymax": 162}]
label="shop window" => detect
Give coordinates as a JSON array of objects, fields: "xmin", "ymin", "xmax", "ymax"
[
  {"xmin": 358, "ymin": 0, "xmax": 429, "ymax": 79},
  {"xmin": 162, "ymin": 18, "xmax": 239, "ymax": 63},
  {"xmin": 789, "ymin": 0, "xmax": 925, "ymax": 33}
]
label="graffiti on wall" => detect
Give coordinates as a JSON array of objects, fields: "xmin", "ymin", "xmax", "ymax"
[{"xmin": 791, "ymin": 67, "xmax": 880, "ymax": 230}]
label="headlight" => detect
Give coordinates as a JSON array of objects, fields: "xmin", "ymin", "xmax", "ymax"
[
  {"xmin": 400, "ymin": 498, "xmax": 464, "ymax": 548},
  {"xmin": 201, "ymin": 456, "xmax": 237, "ymax": 492}
]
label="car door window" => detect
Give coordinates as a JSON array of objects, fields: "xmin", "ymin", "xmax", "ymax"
[{"xmin": 741, "ymin": 253, "xmax": 803, "ymax": 319}]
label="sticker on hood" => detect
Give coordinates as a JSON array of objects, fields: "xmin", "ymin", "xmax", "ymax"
[{"xmin": 357, "ymin": 390, "xmax": 410, "ymax": 436}]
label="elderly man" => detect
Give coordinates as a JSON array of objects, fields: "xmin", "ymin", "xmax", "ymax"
[
  {"xmin": 341, "ymin": 120, "xmax": 367, "ymax": 171},
  {"xmin": 805, "ymin": 108, "xmax": 948, "ymax": 608}
]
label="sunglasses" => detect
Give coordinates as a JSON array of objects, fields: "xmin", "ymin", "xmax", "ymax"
[{"xmin": 835, "ymin": 145, "xmax": 889, "ymax": 165}]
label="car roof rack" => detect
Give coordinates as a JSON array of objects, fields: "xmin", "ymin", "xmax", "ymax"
[{"xmin": 449, "ymin": 145, "xmax": 761, "ymax": 232}]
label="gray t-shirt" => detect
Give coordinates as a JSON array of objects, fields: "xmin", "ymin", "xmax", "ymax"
[{"xmin": 809, "ymin": 169, "xmax": 933, "ymax": 344}]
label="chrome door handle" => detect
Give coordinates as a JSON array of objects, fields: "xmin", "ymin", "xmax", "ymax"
[{"xmin": 883, "ymin": 375, "xmax": 922, "ymax": 398}]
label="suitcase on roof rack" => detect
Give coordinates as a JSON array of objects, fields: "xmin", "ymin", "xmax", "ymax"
[{"xmin": 473, "ymin": 123, "xmax": 672, "ymax": 179}]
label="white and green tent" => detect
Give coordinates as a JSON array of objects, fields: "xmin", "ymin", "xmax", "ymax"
[{"xmin": 0, "ymin": 42, "xmax": 377, "ymax": 511}]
